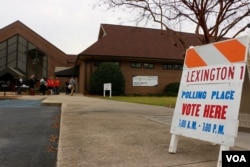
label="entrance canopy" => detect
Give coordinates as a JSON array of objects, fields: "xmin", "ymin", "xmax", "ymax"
[
  {"xmin": 55, "ymin": 66, "xmax": 79, "ymax": 77},
  {"xmin": 0, "ymin": 67, "xmax": 25, "ymax": 80}
]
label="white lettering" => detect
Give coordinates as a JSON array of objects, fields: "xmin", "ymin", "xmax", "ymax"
[{"xmin": 226, "ymin": 155, "xmax": 246, "ymax": 162}]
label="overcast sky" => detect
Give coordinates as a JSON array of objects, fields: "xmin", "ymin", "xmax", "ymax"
[
  {"xmin": 2, "ymin": 1, "xmax": 248, "ymax": 55},
  {"xmin": 1, "ymin": 0, "xmax": 157, "ymax": 54}
]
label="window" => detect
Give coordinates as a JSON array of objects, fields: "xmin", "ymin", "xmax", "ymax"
[
  {"xmin": 94, "ymin": 61, "xmax": 120, "ymax": 67},
  {"xmin": 163, "ymin": 64, "xmax": 173, "ymax": 69},
  {"xmin": 174, "ymin": 64, "xmax": 183, "ymax": 70},
  {"xmin": 0, "ymin": 35, "xmax": 48, "ymax": 79},
  {"xmin": 130, "ymin": 62, "xmax": 141, "ymax": 68},
  {"xmin": 8, "ymin": 36, "xmax": 17, "ymax": 45},
  {"xmin": 163, "ymin": 64, "xmax": 183, "ymax": 70},
  {"xmin": 143, "ymin": 63, "xmax": 154, "ymax": 69}
]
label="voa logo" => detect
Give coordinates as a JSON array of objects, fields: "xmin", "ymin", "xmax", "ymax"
[
  {"xmin": 226, "ymin": 155, "xmax": 246, "ymax": 163},
  {"xmin": 222, "ymin": 151, "xmax": 250, "ymax": 167}
]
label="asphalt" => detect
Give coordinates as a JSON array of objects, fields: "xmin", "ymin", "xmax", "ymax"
[
  {"xmin": 0, "ymin": 98, "xmax": 60, "ymax": 167},
  {"xmin": 2, "ymin": 93, "xmax": 250, "ymax": 167}
]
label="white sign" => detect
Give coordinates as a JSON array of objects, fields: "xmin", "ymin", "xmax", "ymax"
[
  {"xmin": 168, "ymin": 35, "xmax": 250, "ymax": 167},
  {"xmin": 103, "ymin": 83, "xmax": 112, "ymax": 98},
  {"xmin": 132, "ymin": 76, "xmax": 158, "ymax": 86},
  {"xmin": 170, "ymin": 64, "xmax": 245, "ymax": 146}
]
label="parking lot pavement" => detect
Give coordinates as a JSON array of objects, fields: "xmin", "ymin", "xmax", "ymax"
[
  {"xmin": 0, "ymin": 99, "xmax": 60, "ymax": 167},
  {"xmin": 2, "ymin": 94, "xmax": 248, "ymax": 167},
  {"xmin": 41, "ymin": 94, "xmax": 250, "ymax": 167},
  {"xmin": 41, "ymin": 95, "xmax": 220, "ymax": 167}
]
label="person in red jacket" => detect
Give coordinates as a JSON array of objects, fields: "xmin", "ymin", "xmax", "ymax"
[
  {"xmin": 54, "ymin": 77, "xmax": 60, "ymax": 95},
  {"xmin": 47, "ymin": 76, "xmax": 55, "ymax": 95}
]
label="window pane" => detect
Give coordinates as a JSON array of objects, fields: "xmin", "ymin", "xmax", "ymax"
[
  {"xmin": 174, "ymin": 64, "xmax": 183, "ymax": 70},
  {"xmin": 8, "ymin": 59, "xmax": 16, "ymax": 68},
  {"xmin": 8, "ymin": 35, "xmax": 17, "ymax": 45},
  {"xmin": 0, "ymin": 49, "xmax": 6, "ymax": 59},
  {"xmin": 174, "ymin": 65, "xmax": 179, "ymax": 70},
  {"xmin": 18, "ymin": 52, "xmax": 26, "ymax": 62},
  {"xmin": 42, "ymin": 55, "xmax": 47, "ymax": 77},
  {"xmin": 149, "ymin": 64, "xmax": 154, "ymax": 69},
  {"xmin": 0, "ymin": 57, "xmax": 6, "ymax": 68},
  {"xmin": 18, "ymin": 43, "xmax": 27, "ymax": 53},
  {"xmin": 8, "ymin": 43, "xmax": 17, "ymax": 53},
  {"xmin": 163, "ymin": 64, "xmax": 173, "ymax": 69},
  {"xmin": 8, "ymin": 52, "xmax": 16, "ymax": 64},
  {"xmin": 136, "ymin": 63, "xmax": 141, "ymax": 68},
  {"xmin": 144, "ymin": 63, "xmax": 154, "ymax": 69},
  {"xmin": 18, "ymin": 60, "xmax": 26, "ymax": 72},
  {"xmin": 28, "ymin": 43, "xmax": 35, "ymax": 50},
  {"xmin": 143, "ymin": 63, "xmax": 149, "ymax": 68},
  {"xmin": 18, "ymin": 35, "xmax": 27, "ymax": 46},
  {"xmin": 131, "ymin": 62, "xmax": 141, "ymax": 68},
  {"xmin": 0, "ymin": 41, "xmax": 6, "ymax": 50}
]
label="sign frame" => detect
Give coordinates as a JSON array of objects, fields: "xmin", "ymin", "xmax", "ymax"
[{"xmin": 168, "ymin": 35, "xmax": 250, "ymax": 167}]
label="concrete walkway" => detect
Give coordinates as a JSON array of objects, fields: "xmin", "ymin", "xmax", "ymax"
[
  {"xmin": 3, "ymin": 93, "xmax": 248, "ymax": 166},
  {"xmin": 39, "ymin": 94, "xmax": 250, "ymax": 167}
]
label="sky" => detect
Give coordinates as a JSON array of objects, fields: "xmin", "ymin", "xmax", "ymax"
[
  {"xmin": 1, "ymin": 1, "xmax": 248, "ymax": 55},
  {"xmin": 0, "ymin": 0, "xmax": 157, "ymax": 54}
]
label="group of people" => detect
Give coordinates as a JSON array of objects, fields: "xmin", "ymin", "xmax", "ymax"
[
  {"xmin": 16, "ymin": 75, "xmax": 76, "ymax": 96},
  {"xmin": 39, "ymin": 76, "xmax": 61, "ymax": 95},
  {"xmin": 39, "ymin": 76, "xmax": 76, "ymax": 96}
]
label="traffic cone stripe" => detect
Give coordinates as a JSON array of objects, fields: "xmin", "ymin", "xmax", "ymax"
[
  {"xmin": 184, "ymin": 36, "xmax": 248, "ymax": 68},
  {"xmin": 185, "ymin": 49, "xmax": 207, "ymax": 68}
]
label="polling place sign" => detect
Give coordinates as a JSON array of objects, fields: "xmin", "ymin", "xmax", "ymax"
[{"xmin": 169, "ymin": 35, "xmax": 249, "ymax": 150}]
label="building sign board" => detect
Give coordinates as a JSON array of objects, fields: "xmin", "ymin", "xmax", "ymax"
[
  {"xmin": 103, "ymin": 83, "xmax": 112, "ymax": 98},
  {"xmin": 132, "ymin": 76, "xmax": 158, "ymax": 86}
]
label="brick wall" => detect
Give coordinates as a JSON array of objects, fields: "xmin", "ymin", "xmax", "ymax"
[
  {"xmin": 121, "ymin": 62, "xmax": 182, "ymax": 95},
  {"xmin": 80, "ymin": 61, "xmax": 182, "ymax": 95}
]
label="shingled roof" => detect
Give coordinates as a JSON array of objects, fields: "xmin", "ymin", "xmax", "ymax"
[{"xmin": 78, "ymin": 24, "xmax": 203, "ymax": 62}]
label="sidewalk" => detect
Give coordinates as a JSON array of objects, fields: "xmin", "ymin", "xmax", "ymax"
[{"xmin": 40, "ymin": 94, "xmax": 250, "ymax": 167}]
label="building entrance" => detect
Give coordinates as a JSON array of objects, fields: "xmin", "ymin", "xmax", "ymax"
[{"xmin": 0, "ymin": 73, "xmax": 17, "ymax": 92}]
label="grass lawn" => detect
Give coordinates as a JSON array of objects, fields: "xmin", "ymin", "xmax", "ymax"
[{"xmin": 102, "ymin": 96, "xmax": 177, "ymax": 107}]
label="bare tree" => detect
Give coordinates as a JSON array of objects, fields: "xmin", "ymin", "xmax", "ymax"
[{"xmin": 98, "ymin": 0, "xmax": 250, "ymax": 49}]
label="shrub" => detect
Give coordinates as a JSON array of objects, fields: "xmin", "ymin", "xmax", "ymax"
[
  {"xmin": 164, "ymin": 82, "xmax": 180, "ymax": 96},
  {"xmin": 89, "ymin": 62, "xmax": 125, "ymax": 95}
]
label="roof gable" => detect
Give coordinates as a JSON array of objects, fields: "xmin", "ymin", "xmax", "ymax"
[
  {"xmin": 79, "ymin": 24, "xmax": 203, "ymax": 61},
  {"xmin": 0, "ymin": 20, "xmax": 66, "ymax": 56}
]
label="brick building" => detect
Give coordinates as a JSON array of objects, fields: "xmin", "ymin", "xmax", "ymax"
[
  {"xmin": 76, "ymin": 24, "xmax": 250, "ymax": 132},
  {"xmin": 1, "ymin": 21, "xmax": 249, "ymax": 132},
  {"xmin": 76, "ymin": 24, "xmax": 202, "ymax": 95},
  {"xmin": 0, "ymin": 21, "xmax": 76, "ymax": 91}
]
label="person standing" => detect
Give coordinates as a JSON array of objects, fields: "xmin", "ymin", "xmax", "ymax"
[
  {"xmin": 40, "ymin": 77, "xmax": 47, "ymax": 95},
  {"xmin": 69, "ymin": 77, "xmax": 76, "ymax": 96},
  {"xmin": 47, "ymin": 76, "xmax": 55, "ymax": 95},
  {"xmin": 29, "ymin": 75, "xmax": 36, "ymax": 95},
  {"xmin": 54, "ymin": 77, "xmax": 60, "ymax": 95},
  {"xmin": 65, "ymin": 78, "xmax": 70, "ymax": 95},
  {"xmin": 16, "ymin": 76, "xmax": 23, "ymax": 95}
]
